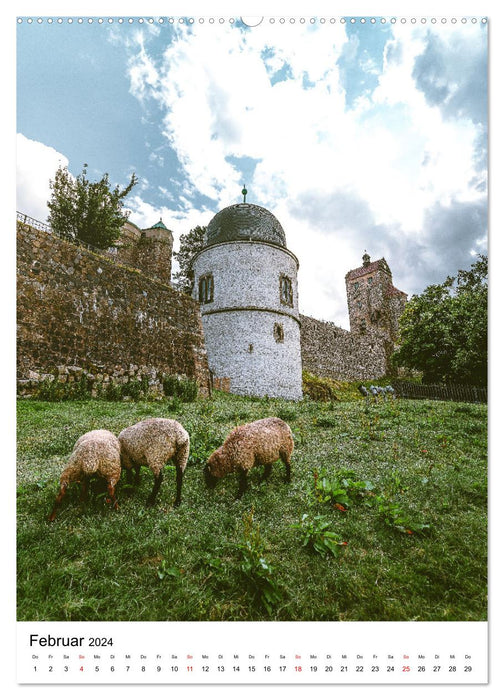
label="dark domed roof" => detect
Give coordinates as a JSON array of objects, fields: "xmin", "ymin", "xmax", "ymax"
[{"xmin": 205, "ymin": 203, "xmax": 286, "ymax": 248}]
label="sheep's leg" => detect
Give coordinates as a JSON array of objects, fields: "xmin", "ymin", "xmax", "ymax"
[
  {"xmin": 174, "ymin": 466, "xmax": 184, "ymax": 507},
  {"xmin": 173, "ymin": 440, "xmax": 189, "ymax": 507},
  {"xmin": 124, "ymin": 464, "xmax": 140, "ymax": 488},
  {"xmin": 236, "ymin": 469, "xmax": 248, "ymax": 499},
  {"xmin": 261, "ymin": 464, "xmax": 273, "ymax": 481},
  {"xmin": 106, "ymin": 481, "xmax": 119, "ymax": 510},
  {"xmin": 48, "ymin": 482, "xmax": 68, "ymax": 522},
  {"xmin": 146, "ymin": 471, "xmax": 163, "ymax": 507},
  {"xmin": 123, "ymin": 467, "xmax": 136, "ymax": 498},
  {"xmin": 79, "ymin": 476, "xmax": 90, "ymax": 501},
  {"xmin": 280, "ymin": 452, "xmax": 292, "ymax": 482}
]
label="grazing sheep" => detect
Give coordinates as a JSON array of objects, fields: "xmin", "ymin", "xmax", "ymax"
[
  {"xmin": 49, "ymin": 429, "xmax": 121, "ymax": 522},
  {"xmin": 204, "ymin": 417, "xmax": 294, "ymax": 499},
  {"xmin": 118, "ymin": 418, "xmax": 190, "ymax": 507}
]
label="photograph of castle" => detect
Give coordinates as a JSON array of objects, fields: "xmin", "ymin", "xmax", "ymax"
[
  {"xmin": 17, "ymin": 200, "xmax": 407, "ymax": 401},
  {"xmin": 16, "ymin": 16, "xmax": 487, "ymax": 627}
]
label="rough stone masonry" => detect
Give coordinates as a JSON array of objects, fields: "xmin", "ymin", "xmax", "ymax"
[{"xmin": 16, "ymin": 221, "xmax": 210, "ymax": 396}]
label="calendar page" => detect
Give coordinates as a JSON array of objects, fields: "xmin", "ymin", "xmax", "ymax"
[{"xmin": 13, "ymin": 0, "xmax": 492, "ymax": 692}]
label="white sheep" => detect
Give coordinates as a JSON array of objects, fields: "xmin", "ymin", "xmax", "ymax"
[
  {"xmin": 204, "ymin": 417, "xmax": 294, "ymax": 499},
  {"xmin": 49, "ymin": 429, "xmax": 122, "ymax": 521},
  {"xmin": 118, "ymin": 418, "xmax": 190, "ymax": 507}
]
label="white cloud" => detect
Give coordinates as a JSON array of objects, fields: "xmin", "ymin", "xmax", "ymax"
[
  {"xmin": 16, "ymin": 134, "xmax": 68, "ymax": 222},
  {"xmin": 18, "ymin": 20, "xmax": 486, "ymax": 329},
  {"xmin": 122, "ymin": 21, "xmax": 485, "ymax": 325}
]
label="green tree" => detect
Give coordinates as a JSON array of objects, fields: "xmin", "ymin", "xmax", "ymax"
[
  {"xmin": 47, "ymin": 164, "xmax": 138, "ymax": 249},
  {"xmin": 393, "ymin": 255, "xmax": 487, "ymax": 386},
  {"xmin": 172, "ymin": 225, "xmax": 206, "ymax": 294}
]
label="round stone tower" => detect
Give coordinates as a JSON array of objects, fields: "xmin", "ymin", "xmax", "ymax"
[{"xmin": 192, "ymin": 200, "xmax": 302, "ymax": 400}]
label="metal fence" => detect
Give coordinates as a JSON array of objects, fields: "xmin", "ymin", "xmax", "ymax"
[
  {"xmin": 392, "ymin": 380, "xmax": 487, "ymax": 404},
  {"xmin": 16, "ymin": 211, "xmax": 52, "ymax": 233}
]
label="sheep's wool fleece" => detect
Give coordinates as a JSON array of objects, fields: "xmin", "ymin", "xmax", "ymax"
[
  {"xmin": 118, "ymin": 418, "xmax": 190, "ymax": 475},
  {"xmin": 209, "ymin": 417, "xmax": 293, "ymax": 476},
  {"xmin": 63, "ymin": 429, "xmax": 121, "ymax": 482}
]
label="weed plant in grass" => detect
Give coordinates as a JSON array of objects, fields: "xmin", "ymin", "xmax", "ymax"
[{"xmin": 17, "ymin": 392, "xmax": 487, "ymax": 622}]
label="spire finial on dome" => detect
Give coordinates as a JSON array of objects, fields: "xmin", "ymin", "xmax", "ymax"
[{"xmin": 241, "ymin": 184, "xmax": 247, "ymax": 203}]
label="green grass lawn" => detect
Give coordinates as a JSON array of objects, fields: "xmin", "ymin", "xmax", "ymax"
[{"xmin": 16, "ymin": 391, "xmax": 487, "ymax": 622}]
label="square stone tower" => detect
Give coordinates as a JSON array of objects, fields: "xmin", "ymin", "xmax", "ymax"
[{"xmin": 345, "ymin": 252, "xmax": 407, "ymax": 341}]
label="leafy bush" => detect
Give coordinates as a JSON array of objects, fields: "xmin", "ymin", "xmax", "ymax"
[
  {"xmin": 36, "ymin": 375, "xmax": 93, "ymax": 401},
  {"xmin": 162, "ymin": 374, "xmax": 198, "ymax": 402},
  {"xmin": 236, "ymin": 509, "xmax": 283, "ymax": 614},
  {"xmin": 373, "ymin": 495, "xmax": 430, "ymax": 535},
  {"xmin": 100, "ymin": 380, "xmax": 148, "ymax": 401},
  {"xmin": 313, "ymin": 468, "xmax": 429, "ymax": 535},
  {"xmin": 302, "ymin": 372, "xmax": 341, "ymax": 401},
  {"xmin": 313, "ymin": 468, "xmax": 375, "ymax": 509},
  {"xmin": 293, "ymin": 513, "xmax": 347, "ymax": 558}
]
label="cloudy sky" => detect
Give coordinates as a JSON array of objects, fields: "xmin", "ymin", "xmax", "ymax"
[{"xmin": 16, "ymin": 10, "xmax": 488, "ymax": 328}]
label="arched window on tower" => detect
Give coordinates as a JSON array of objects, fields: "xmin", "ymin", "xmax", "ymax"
[
  {"xmin": 280, "ymin": 275, "xmax": 293, "ymax": 307},
  {"xmin": 273, "ymin": 323, "xmax": 284, "ymax": 343},
  {"xmin": 198, "ymin": 274, "xmax": 214, "ymax": 303}
]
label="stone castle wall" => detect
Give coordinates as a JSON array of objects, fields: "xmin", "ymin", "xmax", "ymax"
[
  {"xmin": 16, "ymin": 220, "xmax": 403, "ymax": 399},
  {"xmin": 300, "ymin": 314, "xmax": 392, "ymax": 381},
  {"xmin": 17, "ymin": 222, "xmax": 210, "ymax": 395}
]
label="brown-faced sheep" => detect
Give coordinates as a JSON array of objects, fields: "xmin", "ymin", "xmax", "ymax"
[
  {"xmin": 118, "ymin": 418, "xmax": 190, "ymax": 507},
  {"xmin": 204, "ymin": 417, "xmax": 293, "ymax": 499},
  {"xmin": 48, "ymin": 429, "xmax": 122, "ymax": 521}
]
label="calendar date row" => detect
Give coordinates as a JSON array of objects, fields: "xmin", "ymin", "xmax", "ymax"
[{"xmin": 32, "ymin": 663, "xmax": 474, "ymax": 674}]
